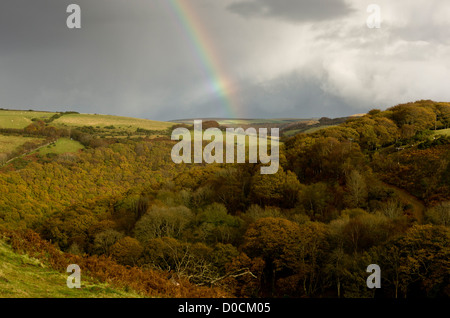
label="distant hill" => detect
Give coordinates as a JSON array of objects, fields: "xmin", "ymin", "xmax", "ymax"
[
  {"xmin": 0, "ymin": 109, "xmax": 351, "ymax": 139},
  {"xmin": 169, "ymin": 116, "xmax": 357, "ymax": 137},
  {"xmin": 170, "ymin": 118, "xmax": 315, "ymax": 126},
  {"xmin": 52, "ymin": 113, "xmax": 173, "ymax": 132},
  {"xmin": 0, "ymin": 109, "xmax": 176, "ymax": 165},
  {"xmin": 170, "ymin": 117, "xmax": 316, "ymax": 122},
  {"xmin": 0, "ymin": 109, "xmax": 174, "ymax": 140},
  {"xmin": 0, "ymin": 109, "xmax": 58, "ymax": 129},
  {"xmin": 281, "ymin": 116, "xmax": 353, "ymax": 137}
]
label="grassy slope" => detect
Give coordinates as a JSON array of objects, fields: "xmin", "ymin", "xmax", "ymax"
[
  {"xmin": 0, "ymin": 240, "xmax": 142, "ymax": 298},
  {"xmin": 302, "ymin": 125, "xmax": 335, "ymax": 134},
  {"xmin": 0, "ymin": 135, "xmax": 45, "ymax": 154},
  {"xmin": 0, "ymin": 110, "xmax": 57, "ymax": 129},
  {"xmin": 282, "ymin": 125, "xmax": 335, "ymax": 137},
  {"xmin": 0, "ymin": 110, "xmax": 172, "ymax": 132},
  {"xmin": 433, "ymin": 128, "xmax": 450, "ymax": 136},
  {"xmin": 38, "ymin": 138, "xmax": 85, "ymax": 155},
  {"xmin": 282, "ymin": 129, "xmax": 303, "ymax": 137},
  {"xmin": 53, "ymin": 113, "xmax": 173, "ymax": 132}
]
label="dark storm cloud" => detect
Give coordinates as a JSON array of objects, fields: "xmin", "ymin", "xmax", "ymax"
[
  {"xmin": 172, "ymin": 70, "xmax": 365, "ymax": 122},
  {"xmin": 0, "ymin": 0, "xmax": 170, "ymax": 52},
  {"xmin": 227, "ymin": 0, "xmax": 353, "ymax": 23},
  {"xmin": 235, "ymin": 71, "xmax": 365, "ymax": 119},
  {"xmin": 0, "ymin": 0, "xmax": 71, "ymax": 52},
  {"xmin": 0, "ymin": 0, "xmax": 199, "ymax": 118}
]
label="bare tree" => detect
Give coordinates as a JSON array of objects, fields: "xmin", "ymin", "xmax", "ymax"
[
  {"xmin": 380, "ymin": 198, "xmax": 403, "ymax": 219},
  {"xmin": 426, "ymin": 202, "xmax": 450, "ymax": 226},
  {"xmin": 345, "ymin": 170, "xmax": 368, "ymax": 208}
]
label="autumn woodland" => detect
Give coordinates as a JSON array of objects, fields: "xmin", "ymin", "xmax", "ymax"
[{"xmin": 0, "ymin": 100, "xmax": 449, "ymax": 298}]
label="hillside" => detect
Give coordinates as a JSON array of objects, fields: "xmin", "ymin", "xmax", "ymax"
[
  {"xmin": 0, "ymin": 109, "xmax": 175, "ymax": 166},
  {"xmin": 52, "ymin": 113, "xmax": 173, "ymax": 137},
  {"xmin": 0, "ymin": 109, "xmax": 173, "ymax": 137},
  {"xmin": 171, "ymin": 117, "xmax": 319, "ymax": 135},
  {"xmin": 169, "ymin": 116, "xmax": 351, "ymax": 138},
  {"xmin": 0, "ymin": 110, "xmax": 57, "ymax": 129},
  {"xmin": 0, "ymin": 100, "xmax": 449, "ymax": 299},
  {"xmin": 0, "ymin": 239, "xmax": 143, "ymax": 298}
]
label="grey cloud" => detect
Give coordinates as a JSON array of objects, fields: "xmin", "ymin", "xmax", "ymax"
[
  {"xmin": 0, "ymin": 0, "xmax": 166, "ymax": 52},
  {"xmin": 227, "ymin": 0, "xmax": 354, "ymax": 23},
  {"xmin": 0, "ymin": 0, "xmax": 71, "ymax": 53},
  {"xmin": 390, "ymin": 24, "xmax": 450, "ymax": 45},
  {"xmin": 0, "ymin": 0, "xmax": 203, "ymax": 118},
  {"xmin": 181, "ymin": 71, "xmax": 370, "ymax": 121}
]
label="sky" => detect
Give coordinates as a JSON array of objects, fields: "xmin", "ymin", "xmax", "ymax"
[{"xmin": 1, "ymin": 0, "xmax": 450, "ymax": 121}]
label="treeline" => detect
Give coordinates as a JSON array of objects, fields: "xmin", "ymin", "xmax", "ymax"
[
  {"xmin": 31, "ymin": 111, "xmax": 80, "ymax": 123},
  {"xmin": 1, "ymin": 120, "xmax": 70, "ymax": 141},
  {"xmin": 281, "ymin": 116, "xmax": 350, "ymax": 134}
]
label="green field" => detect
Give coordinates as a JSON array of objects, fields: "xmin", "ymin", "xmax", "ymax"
[
  {"xmin": 433, "ymin": 128, "xmax": 450, "ymax": 136},
  {"xmin": 282, "ymin": 129, "xmax": 303, "ymax": 137},
  {"xmin": 282, "ymin": 125, "xmax": 335, "ymax": 137},
  {"xmin": 0, "ymin": 110, "xmax": 57, "ymax": 129},
  {"xmin": 302, "ymin": 125, "xmax": 335, "ymax": 134},
  {"xmin": 0, "ymin": 240, "xmax": 142, "ymax": 298},
  {"xmin": 53, "ymin": 113, "xmax": 173, "ymax": 132},
  {"xmin": 0, "ymin": 134, "xmax": 45, "ymax": 154},
  {"xmin": 38, "ymin": 138, "xmax": 85, "ymax": 156}
]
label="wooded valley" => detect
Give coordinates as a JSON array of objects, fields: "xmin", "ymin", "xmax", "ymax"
[{"xmin": 0, "ymin": 100, "xmax": 449, "ymax": 298}]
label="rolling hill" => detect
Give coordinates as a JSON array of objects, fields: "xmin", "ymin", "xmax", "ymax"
[
  {"xmin": 0, "ymin": 110, "xmax": 176, "ymax": 165},
  {"xmin": 52, "ymin": 113, "xmax": 173, "ymax": 132},
  {"xmin": 0, "ymin": 110, "xmax": 57, "ymax": 129}
]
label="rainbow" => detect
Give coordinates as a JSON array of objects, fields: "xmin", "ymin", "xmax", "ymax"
[{"xmin": 165, "ymin": 0, "xmax": 241, "ymax": 118}]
